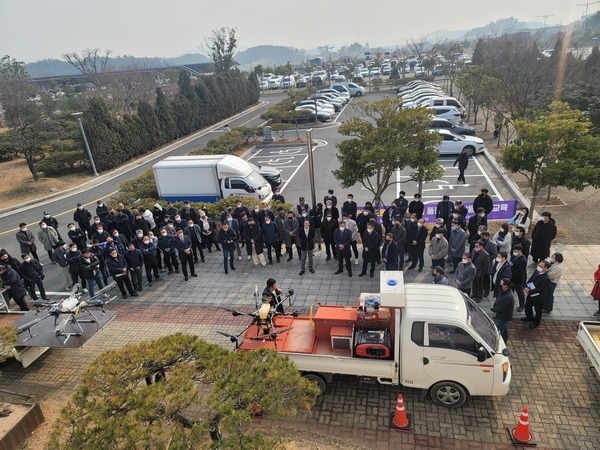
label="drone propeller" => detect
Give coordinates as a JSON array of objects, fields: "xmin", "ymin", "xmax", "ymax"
[{"xmin": 220, "ymin": 307, "xmax": 254, "ymax": 317}]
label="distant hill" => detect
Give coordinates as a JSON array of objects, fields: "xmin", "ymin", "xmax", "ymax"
[
  {"xmin": 234, "ymin": 45, "xmax": 306, "ymax": 67},
  {"xmin": 26, "ymin": 53, "xmax": 211, "ymax": 78},
  {"xmin": 430, "ymin": 17, "xmax": 551, "ymax": 43}
]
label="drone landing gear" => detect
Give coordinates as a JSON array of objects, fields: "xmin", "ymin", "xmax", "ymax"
[{"xmin": 53, "ymin": 307, "xmax": 99, "ymax": 345}]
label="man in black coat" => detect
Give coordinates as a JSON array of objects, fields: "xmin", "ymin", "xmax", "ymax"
[
  {"xmin": 491, "ymin": 279, "xmax": 514, "ymax": 342},
  {"xmin": 184, "ymin": 220, "xmax": 205, "ymax": 263},
  {"xmin": 20, "ymin": 254, "xmax": 48, "ymax": 300},
  {"xmin": 341, "ymin": 194, "xmax": 358, "ymax": 220},
  {"xmin": 157, "ymin": 228, "xmax": 180, "ymax": 273},
  {"xmin": 467, "ymin": 209, "xmax": 487, "ymax": 250},
  {"xmin": 67, "ymin": 223, "xmax": 87, "ymax": 251},
  {"xmin": 124, "ymin": 243, "xmax": 145, "ymax": 291},
  {"xmin": 217, "ymin": 222, "xmax": 238, "ymax": 274},
  {"xmin": 408, "ymin": 193, "xmax": 424, "ymax": 220},
  {"xmin": 393, "ymin": 191, "xmax": 409, "ymax": 216},
  {"xmin": 243, "ymin": 217, "xmax": 266, "ymax": 267},
  {"xmin": 174, "ymin": 228, "xmax": 196, "ymax": 281},
  {"xmin": 79, "ymin": 249, "xmax": 105, "ymax": 298},
  {"xmin": 491, "ymin": 251, "xmax": 512, "ymax": 298},
  {"xmin": 0, "ymin": 264, "xmax": 29, "ymax": 311},
  {"xmin": 473, "ymin": 189, "xmax": 493, "ymax": 215},
  {"xmin": 179, "ymin": 201, "xmax": 199, "ymax": 224},
  {"xmin": 530, "ymin": 212, "xmax": 557, "ymax": 264},
  {"xmin": 407, "ymin": 219, "xmax": 428, "ymax": 271},
  {"xmin": 73, "ymin": 203, "xmax": 93, "ymax": 240},
  {"xmin": 297, "ymin": 220, "xmax": 315, "ymax": 275},
  {"xmin": 453, "ymin": 149, "xmax": 469, "ymax": 183},
  {"xmin": 470, "ymin": 241, "xmax": 490, "ymax": 301},
  {"xmin": 359, "ymin": 223, "xmax": 380, "ymax": 278},
  {"xmin": 334, "ymin": 220, "xmax": 353, "ymax": 276},
  {"xmin": 522, "ymin": 260, "xmax": 551, "ymax": 328},
  {"xmin": 321, "ymin": 213, "xmax": 339, "ymax": 261},
  {"xmin": 106, "ymin": 248, "xmax": 137, "ymax": 299},
  {"xmin": 435, "ymin": 195, "xmax": 455, "ymax": 224},
  {"xmin": 381, "ymin": 233, "xmax": 398, "ymax": 270},
  {"xmin": 510, "ymin": 244, "xmax": 528, "ymax": 312}
]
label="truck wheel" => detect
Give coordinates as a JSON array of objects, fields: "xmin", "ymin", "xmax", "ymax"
[
  {"xmin": 430, "ymin": 381, "xmax": 468, "ymax": 408},
  {"xmin": 303, "ymin": 373, "xmax": 327, "ymax": 395}
]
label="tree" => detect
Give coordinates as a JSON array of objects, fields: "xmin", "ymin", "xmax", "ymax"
[
  {"xmin": 501, "ymin": 101, "xmax": 600, "ymax": 224},
  {"xmin": 63, "ymin": 49, "xmax": 111, "ymax": 88},
  {"xmin": 48, "ymin": 333, "xmax": 318, "ymax": 449},
  {"xmin": 333, "ymin": 97, "xmax": 442, "ymax": 205},
  {"xmin": 0, "ymin": 55, "xmax": 59, "ymax": 180},
  {"xmin": 205, "ymin": 27, "xmax": 238, "ymax": 74}
]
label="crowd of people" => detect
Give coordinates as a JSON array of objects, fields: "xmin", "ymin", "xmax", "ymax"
[{"xmin": 0, "ymin": 188, "xmax": 566, "ymax": 341}]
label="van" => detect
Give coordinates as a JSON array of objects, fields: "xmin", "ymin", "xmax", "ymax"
[
  {"xmin": 428, "ymin": 97, "xmax": 466, "ymax": 117},
  {"xmin": 331, "ymin": 82, "xmax": 364, "ymax": 97},
  {"xmin": 281, "ymin": 75, "xmax": 295, "ymax": 89}
]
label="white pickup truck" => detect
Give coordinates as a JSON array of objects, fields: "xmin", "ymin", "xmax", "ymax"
[
  {"xmin": 233, "ymin": 272, "xmax": 511, "ymax": 408},
  {"xmin": 576, "ymin": 321, "xmax": 600, "ymax": 379}
]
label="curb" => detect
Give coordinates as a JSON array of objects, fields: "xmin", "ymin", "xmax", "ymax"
[
  {"xmin": 0, "ymin": 101, "xmax": 268, "ymax": 218},
  {"xmin": 482, "ymin": 149, "xmax": 532, "ymax": 211}
]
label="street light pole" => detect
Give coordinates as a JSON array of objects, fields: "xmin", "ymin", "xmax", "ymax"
[
  {"xmin": 72, "ymin": 112, "xmax": 99, "ymax": 177},
  {"xmin": 306, "ymin": 129, "xmax": 317, "ymax": 209}
]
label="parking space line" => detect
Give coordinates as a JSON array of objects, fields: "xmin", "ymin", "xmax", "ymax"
[{"xmin": 472, "ymin": 155, "xmax": 503, "ymax": 200}]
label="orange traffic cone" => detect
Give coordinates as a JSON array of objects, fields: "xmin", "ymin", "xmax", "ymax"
[
  {"xmin": 507, "ymin": 406, "xmax": 536, "ymax": 446},
  {"xmin": 389, "ymin": 393, "xmax": 411, "ymax": 431}
]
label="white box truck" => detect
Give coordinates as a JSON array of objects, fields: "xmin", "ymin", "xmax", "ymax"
[
  {"xmin": 229, "ymin": 272, "xmax": 511, "ymax": 408},
  {"xmin": 152, "ymin": 155, "xmax": 273, "ymax": 203}
]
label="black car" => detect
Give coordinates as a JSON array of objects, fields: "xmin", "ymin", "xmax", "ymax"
[
  {"xmin": 429, "ymin": 118, "xmax": 476, "ymax": 136},
  {"xmin": 249, "ymin": 163, "xmax": 283, "ymax": 188}
]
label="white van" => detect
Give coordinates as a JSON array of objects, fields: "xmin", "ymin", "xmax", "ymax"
[
  {"xmin": 281, "ymin": 75, "xmax": 295, "ymax": 88},
  {"xmin": 428, "ymin": 97, "xmax": 466, "ymax": 117},
  {"xmin": 331, "ymin": 82, "xmax": 364, "ymax": 97}
]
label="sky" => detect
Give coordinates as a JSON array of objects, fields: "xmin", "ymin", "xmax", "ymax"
[{"xmin": 0, "ymin": 0, "xmax": 594, "ymax": 63}]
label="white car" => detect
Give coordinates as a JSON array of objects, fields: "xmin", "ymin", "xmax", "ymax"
[
  {"xmin": 435, "ymin": 129, "xmax": 485, "ymax": 156},
  {"xmin": 294, "ymin": 105, "xmax": 332, "ymax": 122},
  {"xmin": 297, "ymin": 100, "xmax": 335, "ymax": 114},
  {"xmin": 427, "ymin": 106, "xmax": 463, "ymax": 124}
]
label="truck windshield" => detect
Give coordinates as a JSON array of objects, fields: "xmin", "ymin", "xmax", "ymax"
[
  {"xmin": 461, "ymin": 293, "xmax": 498, "ymax": 351},
  {"xmin": 247, "ymin": 170, "xmax": 267, "ymax": 189}
]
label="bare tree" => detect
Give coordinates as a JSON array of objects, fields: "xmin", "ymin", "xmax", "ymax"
[
  {"xmin": 204, "ymin": 27, "xmax": 238, "ymax": 74},
  {"xmin": 63, "ymin": 48, "xmax": 112, "ymax": 87}
]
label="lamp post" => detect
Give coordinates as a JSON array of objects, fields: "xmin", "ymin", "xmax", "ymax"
[
  {"xmin": 72, "ymin": 112, "xmax": 99, "ymax": 177},
  {"xmin": 305, "ymin": 129, "xmax": 317, "ymax": 209}
]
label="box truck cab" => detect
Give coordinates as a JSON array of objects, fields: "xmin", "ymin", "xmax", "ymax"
[
  {"xmin": 232, "ymin": 272, "xmax": 511, "ymax": 408},
  {"xmin": 152, "ymin": 155, "xmax": 273, "ymax": 203}
]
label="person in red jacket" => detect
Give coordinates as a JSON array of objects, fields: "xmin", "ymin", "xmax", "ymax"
[{"xmin": 592, "ymin": 264, "xmax": 600, "ymax": 317}]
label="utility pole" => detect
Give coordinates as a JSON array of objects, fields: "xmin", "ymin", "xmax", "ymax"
[
  {"xmin": 577, "ymin": 2, "xmax": 600, "ymax": 39},
  {"xmin": 536, "ymin": 14, "xmax": 555, "ymax": 28}
]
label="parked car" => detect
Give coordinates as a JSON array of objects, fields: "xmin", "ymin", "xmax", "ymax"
[
  {"xmin": 299, "ymin": 99, "xmax": 336, "ymax": 113},
  {"xmin": 435, "ymin": 129, "xmax": 485, "ymax": 155},
  {"xmin": 294, "ymin": 105, "xmax": 332, "ymax": 122},
  {"xmin": 248, "ymin": 162, "xmax": 282, "ymax": 189},
  {"xmin": 310, "ymin": 95, "xmax": 343, "ymax": 111},
  {"xmin": 318, "ymin": 88, "xmax": 350, "ymax": 102},
  {"xmin": 429, "ymin": 118, "xmax": 476, "ymax": 136},
  {"xmin": 427, "ymin": 106, "xmax": 463, "ymax": 124}
]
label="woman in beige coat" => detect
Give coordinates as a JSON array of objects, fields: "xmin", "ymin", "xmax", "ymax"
[{"xmin": 545, "ymin": 252, "xmax": 563, "ymax": 313}]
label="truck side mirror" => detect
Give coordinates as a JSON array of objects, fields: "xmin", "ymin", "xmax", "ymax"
[{"xmin": 477, "ymin": 346, "xmax": 487, "ymax": 362}]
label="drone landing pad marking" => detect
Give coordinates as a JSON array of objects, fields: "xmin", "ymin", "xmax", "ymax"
[{"xmin": 15, "ymin": 310, "xmax": 116, "ymax": 348}]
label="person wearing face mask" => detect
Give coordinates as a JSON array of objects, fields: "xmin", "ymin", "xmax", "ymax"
[
  {"xmin": 403, "ymin": 213, "xmax": 418, "ymax": 267},
  {"xmin": 511, "ymin": 226, "xmax": 531, "ymax": 259},
  {"xmin": 309, "ymin": 203, "xmax": 324, "ymax": 251},
  {"xmin": 472, "ymin": 188, "xmax": 493, "ymax": 215},
  {"xmin": 342, "ymin": 213, "xmax": 360, "ymax": 265},
  {"xmin": 179, "ymin": 201, "xmax": 199, "ymax": 224},
  {"xmin": 90, "ymin": 215, "xmax": 103, "ymax": 236},
  {"xmin": 0, "ymin": 250, "xmax": 21, "ymax": 275},
  {"xmin": 262, "ymin": 213, "xmax": 280, "ymax": 264},
  {"xmin": 78, "ymin": 249, "xmax": 104, "ymax": 298},
  {"xmin": 233, "ymin": 201, "xmax": 250, "ymax": 224},
  {"xmin": 544, "ymin": 252, "xmax": 564, "ymax": 313},
  {"xmin": 37, "ymin": 220, "xmax": 59, "ymax": 261},
  {"xmin": 140, "ymin": 235, "xmax": 160, "ymax": 286},
  {"xmin": 114, "ymin": 209, "xmax": 133, "ymax": 239},
  {"xmin": 435, "ymin": 195, "xmax": 455, "ymax": 226},
  {"xmin": 243, "ymin": 218, "xmax": 267, "ymax": 267},
  {"xmin": 91, "ymin": 224, "xmax": 109, "ymax": 244},
  {"xmin": 198, "ymin": 212, "xmax": 214, "ymax": 253},
  {"xmin": 428, "ymin": 228, "xmax": 449, "ymax": 270},
  {"xmin": 522, "ymin": 260, "xmax": 551, "ymax": 329},
  {"xmin": 491, "ymin": 278, "xmax": 514, "ymax": 342},
  {"xmin": 106, "ymin": 249, "xmax": 138, "ymax": 299},
  {"xmin": 491, "ymin": 251, "xmax": 512, "ymax": 298},
  {"xmin": 165, "ymin": 202, "xmax": 179, "ymax": 219},
  {"xmin": 358, "ymin": 223, "xmax": 380, "ymax": 278},
  {"xmin": 174, "ymin": 228, "xmax": 196, "ymax": 281},
  {"xmin": 323, "ymin": 200, "xmax": 340, "ymax": 222},
  {"xmin": 390, "ymin": 218, "xmax": 406, "ymax": 270},
  {"xmin": 184, "ymin": 220, "xmax": 205, "ymax": 264},
  {"xmin": 297, "ymin": 219, "xmax": 315, "ymax": 275},
  {"xmin": 283, "ymin": 211, "xmax": 300, "ymax": 262},
  {"xmin": 407, "ymin": 218, "xmax": 428, "ymax": 271},
  {"xmin": 342, "ymin": 194, "xmax": 358, "ymax": 221},
  {"xmin": 510, "ymin": 244, "xmax": 528, "ymax": 312},
  {"xmin": 448, "ymin": 221, "xmax": 467, "ymax": 273},
  {"xmin": 73, "ymin": 203, "xmax": 93, "ymax": 240},
  {"xmin": 157, "ymin": 227, "xmax": 180, "ymax": 274},
  {"xmin": 67, "ymin": 244, "xmax": 86, "ymax": 290},
  {"xmin": 453, "ymin": 148, "xmax": 470, "ymax": 184},
  {"xmin": 393, "ymin": 191, "xmax": 409, "ymax": 216},
  {"xmin": 381, "ymin": 233, "xmax": 398, "ymax": 270},
  {"xmin": 530, "ymin": 211, "xmax": 557, "ymax": 265},
  {"xmin": 408, "ymin": 193, "xmax": 424, "ymax": 220},
  {"xmin": 321, "ymin": 213, "xmax": 338, "ymax": 262},
  {"xmin": 258, "ymin": 202, "xmax": 275, "ymax": 226},
  {"xmin": 132, "ymin": 214, "xmax": 151, "ymax": 237},
  {"xmin": 334, "ymin": 220, "xmax": 353, "ymax": 276},
  {"xmin": 454, "ymin": 253, "xmax": 476, "ymax": 295},
  {"xmin": 470, "ymin": 241, "xmax": 490, "ymax": 302},
  {"xmin": 491, "ymin": 223, "xmax": 512, "ymax": 255},
  {"xmin": 217, "ymin": 222, "xmax": 238, "ymax": 274},
  {"xmin": 16, "ymin": 223, "xmax": 39, "ymax": 261},
  {"xmin": 89, "ymin": 239, "xmax": 109, "ymax": 286},
  {"xmin": 96, "ymin": 200, "xmax": 109, "ymax": 220},
  {"xmin": 356, "ymin": 207, "xmax": 374, "ymax": 237},
  {"xmin": 41, "ymin": 211, "xmax": 62, "ymax": 240},
  {"xmin": 67, "ymin": 222, "xmax": 87, "ymax": 251},
  {"xmin": 111, "ymin": 230, "xmax": 129, "ymax": 252},
  {"xmin": 296, "ymin": 197, "xmax": 310, "ymax": 217},
  {"xmin": 508, "ymin": 207, "xmax": 530, "ymax": 234},
  {"xmin": 480, "ymin": 231, "xmax": 497, "ymax": 298},
  {"xmin": 0, "ymin": 264, "xmax": 29, "ymax": 311},
  {"xmin": 20, "ymin": 253, "xmax": 48, "ymax": 301},
  {"xmin": 454, "ymin": 200, "xmax": 468, "ymax": 223},
  {"xmin": 467, "ymin": 208, "xmax": 487, "ymax": 247},
  {"xmin": 250, "ymin": 205, "xmax": 261, "ymax": 223},
  {"xmin": 125, "ymin": 242, "xmax": 145, "ymax": 289},
  {"xmin": 52, "ymin": 241, "xmax": 73, "ymax": 290}
]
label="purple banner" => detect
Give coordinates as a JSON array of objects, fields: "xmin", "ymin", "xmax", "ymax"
[{"xmin": 366, "ymin": 200, "xmax": 518, "ymax": 223}]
